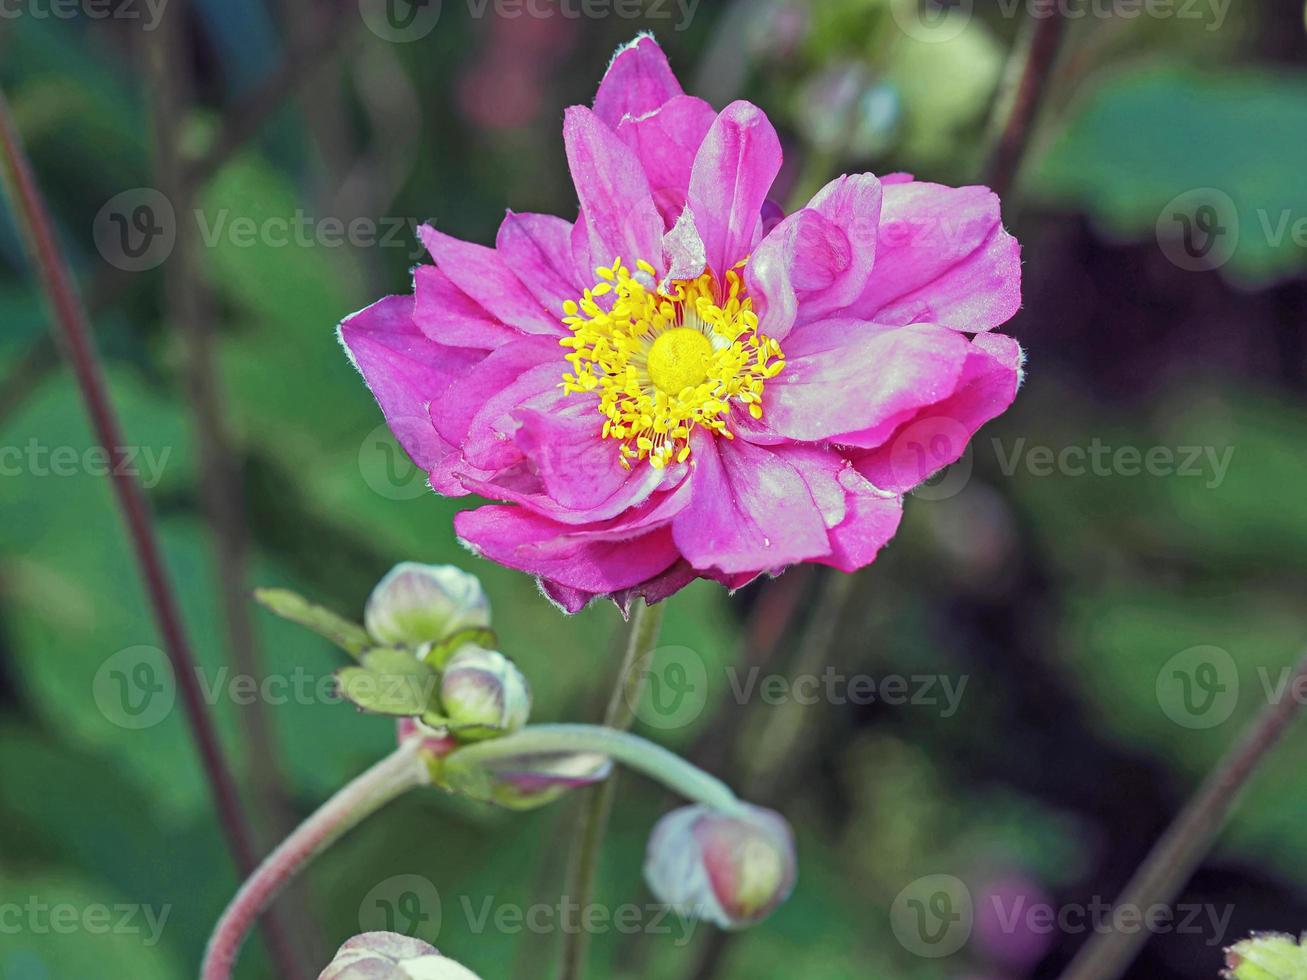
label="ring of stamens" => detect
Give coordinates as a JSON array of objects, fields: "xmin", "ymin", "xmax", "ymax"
[{"xmin": 560, "ymin": 258, "xmax": 785, "ymax": 470}]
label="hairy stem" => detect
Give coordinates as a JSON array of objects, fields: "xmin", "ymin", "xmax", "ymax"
[
  {"xmin": 1060, "ymin": 650, "xmax": 1307, "ymax": 980},
  {"xmin": 202, "ymin": 739, "xmax": 429, "ymax": 980},
  {"xmin": 558, "ymin": 600, "xmax": 665, "ymax": 980}
]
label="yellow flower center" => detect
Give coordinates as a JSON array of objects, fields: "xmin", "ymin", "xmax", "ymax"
[
  {"xmin": 646, "ymin": 327, "xmax": 713, "ymax": 395},
  {"xmin": 559, "ymin": 258, "xmax": 785, "ymax": 470}
]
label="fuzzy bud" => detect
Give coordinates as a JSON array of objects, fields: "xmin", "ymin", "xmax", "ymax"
[
  {"xmin": 365, "ymin": 563, "xmax": 491, "ymax": 648},
  {"xmin": 318, "ymin": 932, "xmax": 482, "ymax": 980},
  {"xmin": 644, "ymin": 803, "xmax": 796, "ymax": 930},
  {"xmin": 439, "ymin": 647, "xmax": 531, "ymax": 740},
  {"xmin": 1224, "ymin": 933, "xmax": 1307, "ymax": 980}
]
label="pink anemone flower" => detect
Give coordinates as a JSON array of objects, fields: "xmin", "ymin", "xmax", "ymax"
[{"xmin": 340, "ymin": 34, "xmax": 1024, "ymax": 614}]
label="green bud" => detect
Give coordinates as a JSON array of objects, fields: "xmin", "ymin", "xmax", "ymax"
[
  {"xmin": 440, "ymin": 647, "xmax": 531, "ymax": 740},
  {"xmin": 1224, "ymin": 932, "xmax": 1307, "ymax": 980},
  {"xmin": 365, "ymin": 563, "xmax": 490, "ymax": 648}
]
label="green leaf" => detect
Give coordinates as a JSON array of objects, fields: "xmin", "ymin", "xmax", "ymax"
[
  {"xmin": 253, "ymin": 586, "xmax": 371, "ymax": 658},
  {"xmin": 336, "ymin": 648, "xmax": 440, "ymax": 717},
  {"xmin": 1032, "ymin": 66, "xmax": 1307, "ymax": 286},
  {"xmin": 422, "ymin": 626, "xmax": 498, "ymax": 669}
]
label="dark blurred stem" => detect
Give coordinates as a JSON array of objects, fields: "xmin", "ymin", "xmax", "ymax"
[
  {"xmin": 0, "ymin": 84, "xmax": 299, "ymax": 973},
  {"xmin": 558, "ymin": 598, "xmax": 666, "ymax": 980},
  {"xmin": 1061, "ymin": 650, "xmax": 1307, "ymax": 980},
  {"xmin": 741, "ymin": 570, "xmax": 856, "ymax": 799},
  {"xmin": 982, "ymin": 7, "xmax": 1069, "ymax": 199},
  {"xmin": 185, "ymin": 2, "xmax": 355, "ymax": 192},
  {"xmin": 142, "ymin": 9, "xmax": 313, "ymax": 975}
]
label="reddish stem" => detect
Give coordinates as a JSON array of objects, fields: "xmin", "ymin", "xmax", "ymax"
[
  {"xmin": 203, "ymin": 740, "xmax": 428, "ymax": 980},
  {"xmin": 0, "ymin": 86, "xmax": 272, "ymax": 950}
]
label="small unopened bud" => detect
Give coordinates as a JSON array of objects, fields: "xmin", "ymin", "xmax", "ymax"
[
  {"xmin": 439, "ymin": 647, "xmax": 531, "ymax": 740},
  {"xmin": 319, "ymin": 932, "xmax": 482, "ymax": 980},
  {"xmin": 644, "ymin": 804, "xmax": 796, "ymax": 930},
  {"xmin": 1224, "ymin": 932, "xmax": 1307, "ymax": 980},
  {"xmin": 365, "ymin": 563, "xmax": 491, "ymax": 648},
  {"xmin": 439, "ymin": 747, "xmax": 612, "ymax": 810}
]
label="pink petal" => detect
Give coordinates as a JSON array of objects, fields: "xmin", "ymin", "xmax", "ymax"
[
  {"xmin": 671, "ymin": 432, "xmax": 831, "ymax": 574},
  {"xmin": 853, "ymin": 332, "xmax": 1024, "ymax": 492},
  {"xmin": 413, "ymin": 265, "xmax": 520, "ymax": 350},
  {"xmin": 495, "ymin": 211, "xmax": 583, "ymax": 316},
  {"xmin": 747, "ymin": 173, "xmax": 883, "ymax": 340},
  {"xmin": 772, "ymin": 446, "xmax": 904, "ymax": 573},
  {"xmin": 429, "ymin": 336, "xmax": 558, "ymax": 449},
  {"xmin": 419, "ymin": 224, "xmax": 562, "ymax": 336},
  {"xmin": 687, "ymin": 101, "xmax": 783, "ymax": 281},
  {"xmin": 849, "ymin": 182, "xmax": 1021, "ymax": 333},
  {"xmin": 592, "ymin": 35, "xmax": 683, "ymax": 129},
  {"xmin": 564, "ymin": 106, "xmax": 665, "ymax": 273},
  {"xmin": 456, "ymin": 506, "xmax": 682, "ymax": 594},
  {"xmin": 661, "ymin": 206, "xmax": 708, "ymax": 288},
  {"xmin": 339, "ymin": 295, "xmax": 480, "ymax": 472},
  {"xmin": 762, "ymin": 319, "xmax": 974, "ymax": 445},
  {"xmin": 616, "ymin": 95, "xmax": 718, "ymax": 224}
]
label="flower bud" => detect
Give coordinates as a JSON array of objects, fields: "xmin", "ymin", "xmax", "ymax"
[
  {"xmin": 319, "ymin": 932, "xmax": 482, "ymax": 980},
  {"xmin": 439, "ymin": 647, "xmax": 531, "ymax": 740},
  {"xmin": 438, "ymin": 746, "xmax": 612, "ymax": 810},
  {"xmin": 1224, "ymin": 932, "xmax": 1307, "ymax": 980},
  {"xmin": 365, "ymin": 563, "xmax": 491, "ymax": 648},
  {"xmin": 643, "ymin": 804, "xmax": 796, "ymax": 930}
]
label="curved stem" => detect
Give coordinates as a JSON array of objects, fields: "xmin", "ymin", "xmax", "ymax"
[
  {"xmin": 1060, "ymin": 650, "xmax": 1307, "ymax": 980},
  {"xmin": 202, "ymin": 739, "xmax": 429, "ymax": 980}
]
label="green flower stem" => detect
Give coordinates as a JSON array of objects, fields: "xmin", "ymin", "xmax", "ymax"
[
  {"xmin": 558, "ymin": 598, "xmax": 663, "ymax": 980},
  {"xmin": 1060, "ymin": 650, "xmax": 1307, "ymax": 980},
  {"xmin": 448, "ymin": 723, "xmax": 744, "ymax": 817},
  {"xmin": 202, "ymin": 739, "xmax": 430, "ymax": 980}
]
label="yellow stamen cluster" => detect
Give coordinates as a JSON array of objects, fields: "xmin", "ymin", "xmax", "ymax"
[{"xmin": 560, "ymin": 259, "xmax": 785, "ymax": 470}]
